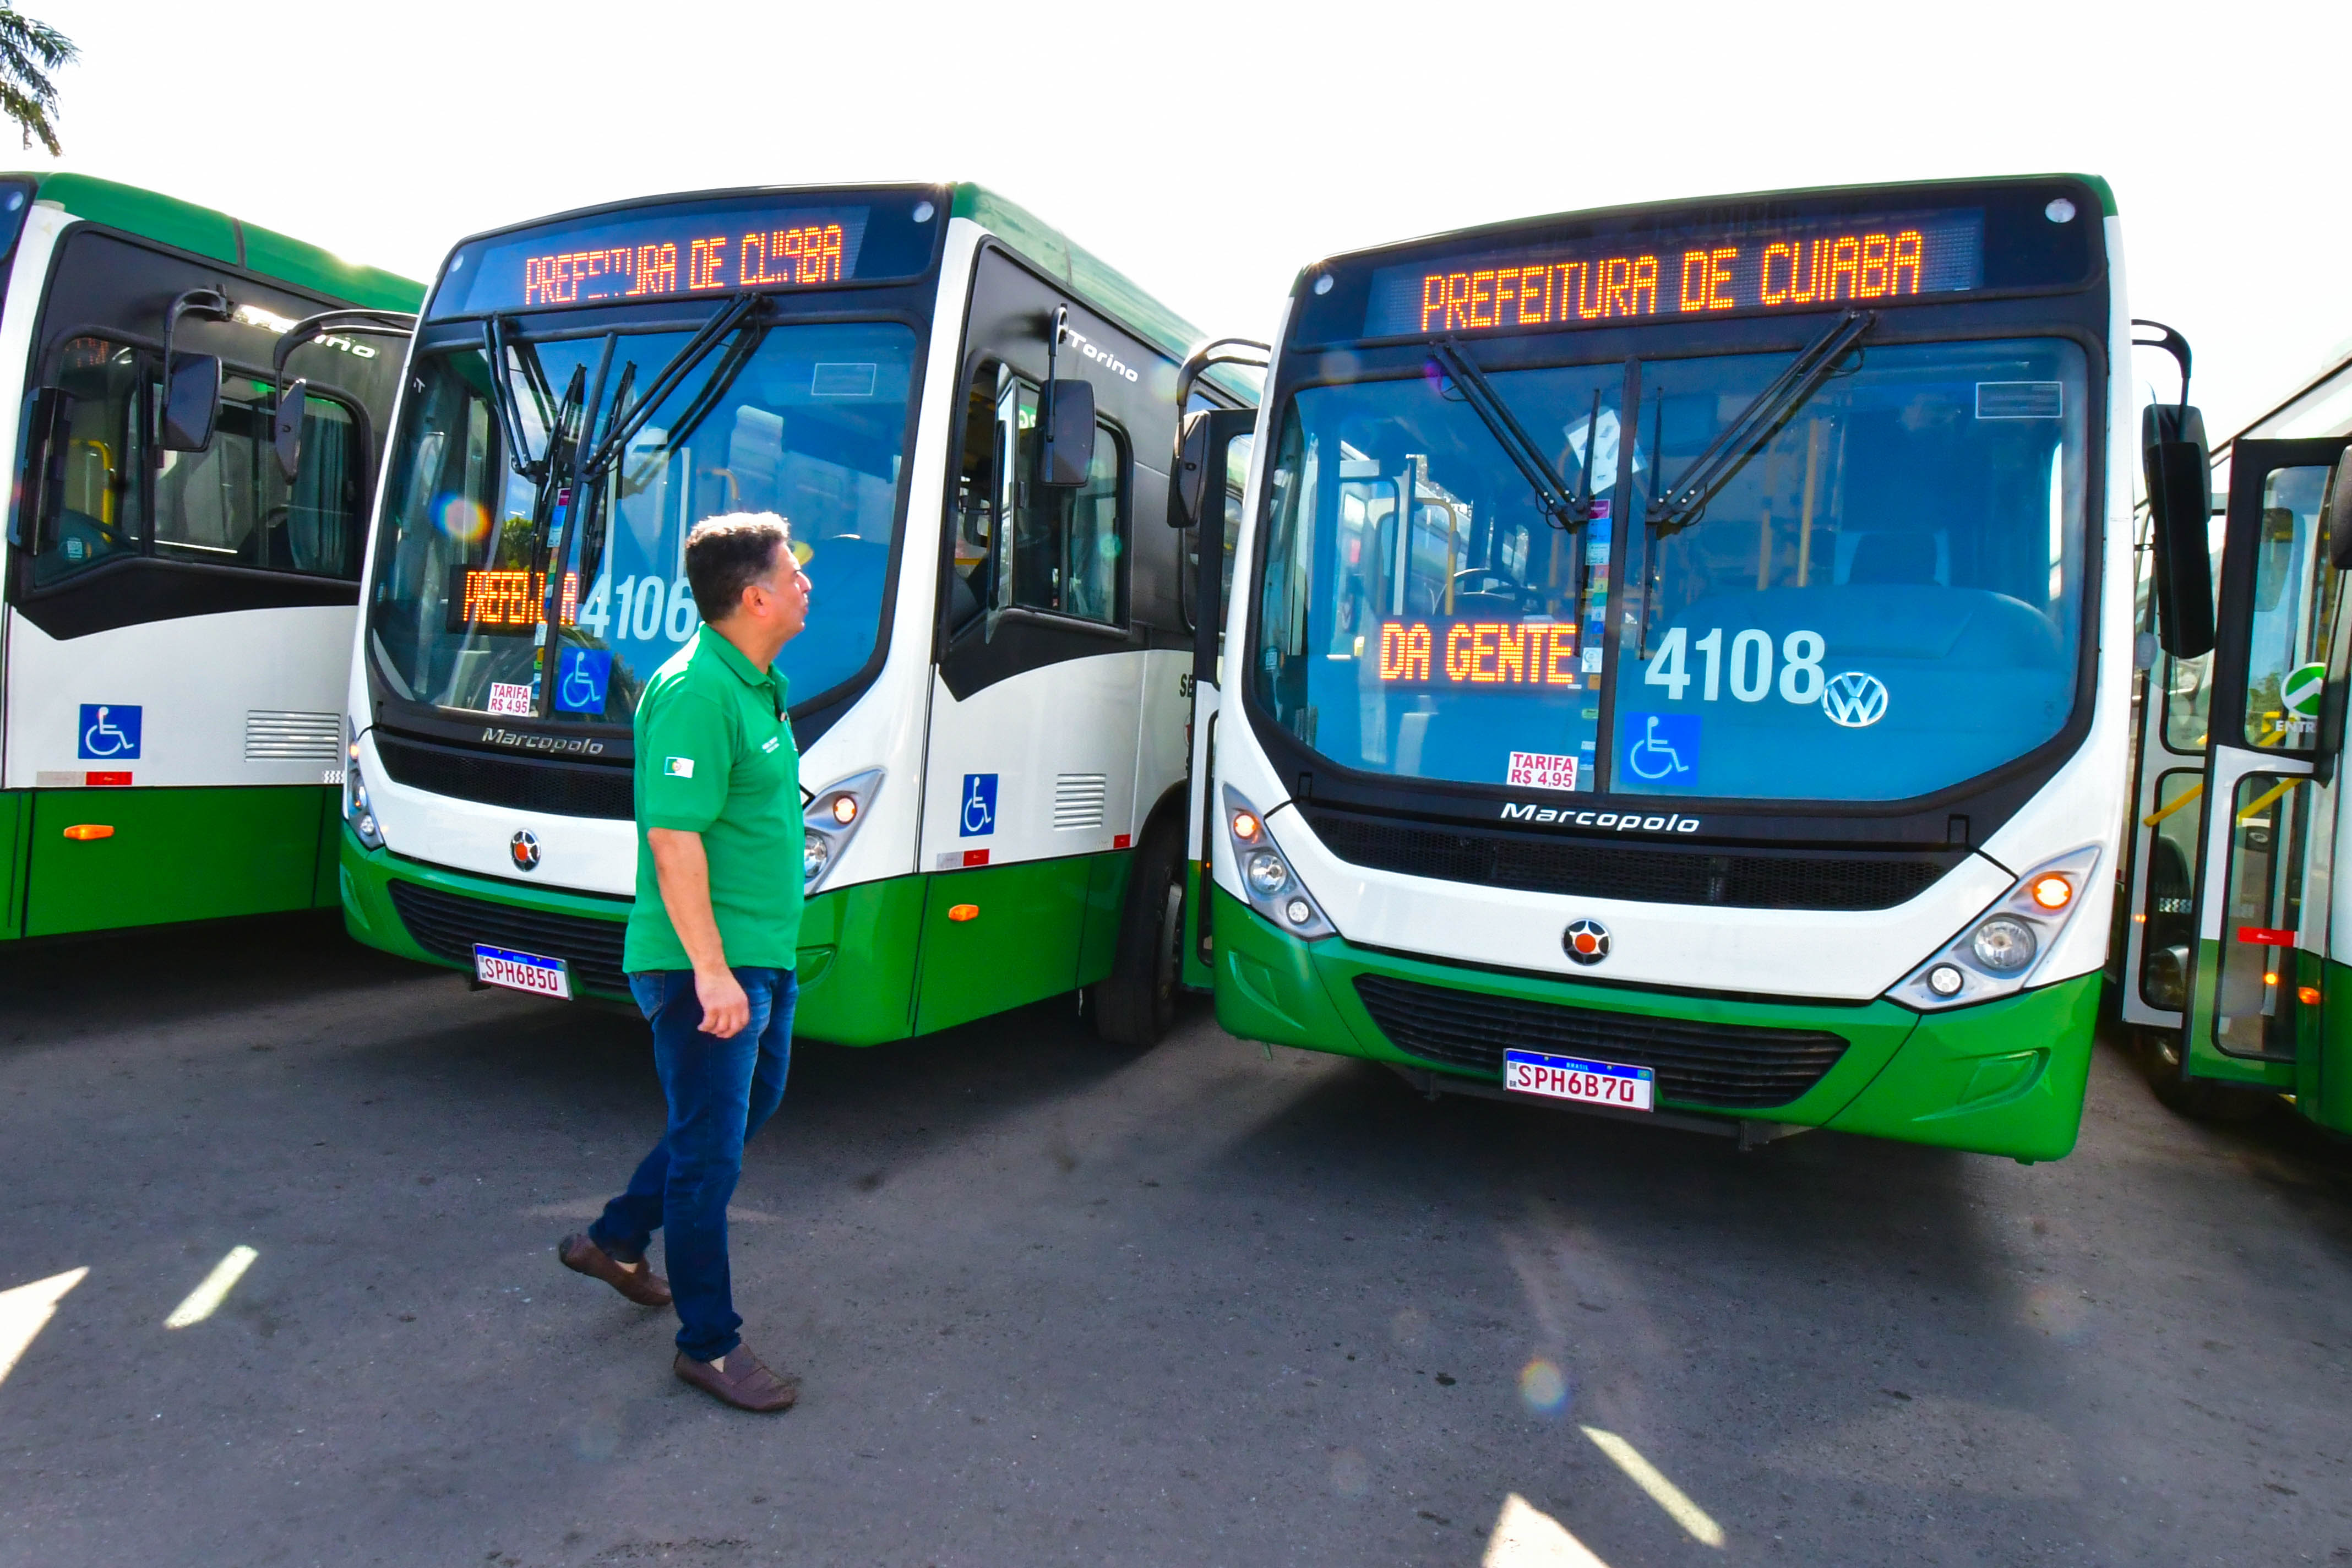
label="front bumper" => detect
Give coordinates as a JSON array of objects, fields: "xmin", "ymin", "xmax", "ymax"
[{"xmin": 1209, "ymin": 886, "xmax": 2098, "ymax": 1161}]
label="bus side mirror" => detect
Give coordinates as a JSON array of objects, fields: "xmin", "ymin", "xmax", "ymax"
[
  {"xmin": 272, "ymin": 377, "xmax": 309, "ymax": 478},
  {"xmin": 1173, "ymin": 410, "xmax": 1212, "ymax": 527},
  {"xmin": 2328, "ymin": 448, "xmax": 2352, "ymax": 570},
  {"xmin": 2143, "ymin": 402, "xmax": 2214, "ymax": 660},
  {"xmin": 1037, "ymin": 378, "xmax": 1096, "ymax": 488},
  {"xmin": 159, "ymin": 352, "xmax": 222, "ymax": 452}
]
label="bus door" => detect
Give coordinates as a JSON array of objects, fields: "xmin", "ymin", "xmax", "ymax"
[
  {"xmin": 2176, "ymin": 436, "xmax": 2352, "ymax": 1088},
  {"xmin": 919, "ymin": 252, "xmax": 1144, "ymax": 1033},
  {"xmin": 1177, "ymin": 407, "xmax": 1255, "ymax": 988}
]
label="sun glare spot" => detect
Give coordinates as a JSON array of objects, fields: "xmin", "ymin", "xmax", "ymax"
[
  {"xmin": 165, "ymin": 1246, "xmax": 258, "ymax": 1329},
  {"xmin": 1581, "ymin": 1426, "xmax": 1726, "ymax": 1547},
  {"xmin": 1518, "ymin": 1357, "xmax": 1569, "ymax": 1415},
  {"xmin": 0, "ymin": 1267, "xmax": 87, "ymax": 1389}
]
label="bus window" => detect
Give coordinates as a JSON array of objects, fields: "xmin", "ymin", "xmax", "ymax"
[
  {"xmin": 2211, "ymin": 770, "xmax": 2311, "ymax": 1059},
  {"xmin": 2138, "ymin": 770, "xmax": 2202, "ymax": 1010},
  {"xmin": 32, "ymin": 337, "xmax": 144, "ymax": 586},
  {"xmin": 953, "ymin": 359, "xmax": 1126, "ymax": 629},
  {"xmin": 155, "ymin": 385, "xmax": 362, "ymax": 578},
  {"xmin": 2239, "ymin": 464, "xmax": 2339, "ymax": 750}
]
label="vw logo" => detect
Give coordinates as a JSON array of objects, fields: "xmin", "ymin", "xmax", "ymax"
[
  {"xmin": 510, "ymin": 830, "xmax": 541, "ymax": 872},
  {"xmin": 1822, "ymin": 671, "xmax": 1890, "ymax": 728},
  {"xmin": 1562, "ymin": 917, "xmax": 1610, "ymax": 966}
]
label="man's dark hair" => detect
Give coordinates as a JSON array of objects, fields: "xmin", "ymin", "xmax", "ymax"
[{"xmin": 684, "ymin": 513, "xmax": 791, "ymax": 622}]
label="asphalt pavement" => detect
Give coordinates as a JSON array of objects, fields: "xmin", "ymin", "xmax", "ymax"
[{"xmin": 3, "ymin": 913, "xmax": 2348, "ymax": 1567}]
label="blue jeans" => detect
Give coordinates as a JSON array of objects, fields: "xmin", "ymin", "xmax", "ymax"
[{"xmin": 590, "ymin": 967, "xmax": 794, "ymax": 1363}]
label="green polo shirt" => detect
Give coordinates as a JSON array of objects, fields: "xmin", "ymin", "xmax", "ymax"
[{"xmin": 622, "ymin": 627, "xmax": 803, "ymax": 973}]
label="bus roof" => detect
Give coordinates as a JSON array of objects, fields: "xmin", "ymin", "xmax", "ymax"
[
  {"xmin": 6, "ymin": 171, "xmax": 423, "ymax": 312},
  {"xmin": 949, "ymin": 183, "xmax": 1255, "ymax": 400}
]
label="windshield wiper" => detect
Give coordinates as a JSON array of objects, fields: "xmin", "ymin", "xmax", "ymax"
[
  {"xmin": 1431, "ymin": 338, "xmax": 1595, "ymax": 529},
  {"xmin": 482, "ymin": 315, "xmax": 561, "ymax": 482},
  {"xmin": 578, "ymin": 291, "xmax": 764, "ymax": 482},
  {"xmin": 1643, "ymin": 308, "xmax": 1874, "ymax": 536}
]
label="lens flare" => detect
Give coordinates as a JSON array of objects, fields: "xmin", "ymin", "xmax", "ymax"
[
  {"xmin": 1518, "ymin": 1357, "xmax": 1569, "ymax": 1416},
  {"xmin": 435, "ymin": 493, "xmax": 490, "ymax": 545}
]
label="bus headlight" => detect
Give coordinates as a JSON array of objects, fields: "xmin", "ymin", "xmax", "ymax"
[
  {"xmin": 803, "ymin": 768, "xmax": 883, "ymax": 894},
  {"xmin": 1221, "ymin": 784, "xmax": 1335, "ymax": 940},
  {"xmin": 1888, "ymin": 845, "xmax": 2100, "ymax": 1011},
  {"xmin": 1970, "ymin": 916, "xmax": 2038, "ymax": 972},
  {"xmin": 346, "ymin": 720, "xmax": 384, "ymax": 850}
]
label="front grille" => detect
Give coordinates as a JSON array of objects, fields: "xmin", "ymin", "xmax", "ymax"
[
  {"xmin": 374, "ymin": 734, "xmax": 633, "ymax": 820},
  {"xmin": 1354, "ymin": 973, "xmax": 1849, "ymax": 1110},
  {"xmin": 1306, "ymin": 809, "xmax": 1951, "ymax": 911},
  {"xmin": 387, "ymin": 879, "xmax": 629, "ymax": 995}
]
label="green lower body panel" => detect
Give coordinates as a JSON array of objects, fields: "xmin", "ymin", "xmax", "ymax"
[
  {"xmin": 340, "ymin": 830, "xmax": 1129, "ymax": 1046},
  {"xmin": 2293, "ymin": 955, "xmax": 2352, "ymax": 1136},
  {"xmin": 5, "ymin": 785, "xmax": 335, "ymax": 939},
  {"xmin": 1209, "ymin": 885, "xmax": 2100, "ymax": 1159}
]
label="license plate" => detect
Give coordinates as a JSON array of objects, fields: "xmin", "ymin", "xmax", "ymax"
[
  {"xmin": 473, "ymin": 944, "xmax": 571, "ymax": 1000},
  {"xmin": 1504, "ymin": 1048, "xmax": 1654, "ymax": 1112}
]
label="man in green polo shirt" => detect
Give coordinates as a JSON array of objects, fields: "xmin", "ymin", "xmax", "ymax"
[{"xmin": 558, "ymin": 512, "xmax": 809, "ymax": 1413}]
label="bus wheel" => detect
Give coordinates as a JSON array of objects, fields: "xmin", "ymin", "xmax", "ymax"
[
  {"xmin": 2137, "ymin": 1026, "xmax": 2273, "ymax": 1123},
  {"xmin": 1092, "ymin": 820, "xmax": 1184, "ymax": 1048}
]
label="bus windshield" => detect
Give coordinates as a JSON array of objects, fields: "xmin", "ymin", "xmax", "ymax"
[
  {"xmin": 368, "ymin": 318, "xmax": 915, "ymax": 725},
  {"xmin": 1253, "ymin": 336, "xmax": 2089, "ymax": 802}
]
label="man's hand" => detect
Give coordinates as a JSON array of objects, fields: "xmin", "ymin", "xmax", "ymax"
[{"xmin": 693, "ymin": 964, "xmax": 751, "ymax": 1038}]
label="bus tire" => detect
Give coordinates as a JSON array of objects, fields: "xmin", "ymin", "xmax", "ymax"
[
  {"xmin": 2136, "ymin": 1026, "xmax": 2273, "ymax": 1123},
  {"xmin": 1091, "ymin": 818, "xmax": 1185, "ymax": 1048}
]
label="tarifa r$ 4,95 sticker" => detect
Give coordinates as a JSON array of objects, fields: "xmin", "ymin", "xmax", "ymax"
[{"xmin": 1507, "ymin": 751, "xmax": 1578, "ymax": 791}]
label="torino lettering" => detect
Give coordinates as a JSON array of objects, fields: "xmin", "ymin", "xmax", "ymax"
[{"xmin": 1376, "ymin": 619, "xmax": 1579, "ymax": 686}]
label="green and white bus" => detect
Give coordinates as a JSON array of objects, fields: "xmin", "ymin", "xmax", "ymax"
[
  {"xmin": 2117, "ymin": 345, "xmax": 2352, "ymax": 1130},
  {"xmin": 338, "ymin": 183, "xmax": 1250, "ymax": 1044},
  {"xmin": 1174, "ymin": 176, "xmax": 2186, "ymax": 1160},
  {"xmin": 0, "ymin": 173, "xmax": 417, "ymax": 938}
]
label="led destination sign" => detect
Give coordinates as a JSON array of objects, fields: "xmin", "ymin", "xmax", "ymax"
[
  {"xmin": 433, "ymin": 200, "xmax": 878, "ymax": 317},
  {"xmin": 1362, "ymin": 209, "xmax": 1983, "ymax": 339},
  {"xmin": 1376, "ymin": 618, "xmax": 1584, "ymax": 687},
  {"xmin": 446, "ymin": 567, "xmax": 580, "ymax": 633}
]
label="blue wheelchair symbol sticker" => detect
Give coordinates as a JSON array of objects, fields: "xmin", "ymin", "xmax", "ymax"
[
  {"xmin": 1620, "ymin": 712, "xmax": 1697, "ymax": 783},
  {"xmin": 78, "ymin": 703, "xmax": 141, "ymax": 760},
  {"xmin": 554, "ymin": 647, "xmax": 612, "ymax": 714},
  {"xmin": 960, "ymin": 773, "xmax": 998, "ymax": 837}
]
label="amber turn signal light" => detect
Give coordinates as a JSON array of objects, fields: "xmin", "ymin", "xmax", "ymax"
[
  {"xmin": 2299, "ymin": 986, "xmax": 2322, "ymax": 1005},
  {"xmin": 2028, "ymin": 874, "xmax": 2072, "ymax": 911},
  {"xmin": 1231, "ymin": 811, "xmax": 1260, "ymax": 842},
  {"xmin": 62, "ymin": 824, "xmax": 113, "ymax": 841},
  {"xmin": 948, "ymin": 903, "xmax": 979, "ymax": 922}
]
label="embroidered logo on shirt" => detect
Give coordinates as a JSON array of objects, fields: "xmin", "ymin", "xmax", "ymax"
[
  {"xmin": 664, "ymin": 756, "xmax": 695, "ymax": 778},
  {"xmin": 761, "ymin": 736, "xmax": 781, "ymax": 753}
]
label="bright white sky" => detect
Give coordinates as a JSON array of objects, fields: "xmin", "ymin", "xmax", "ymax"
[{"xmin": 24, "ymin": 0, "xmax": 2347, "ymax": 437}]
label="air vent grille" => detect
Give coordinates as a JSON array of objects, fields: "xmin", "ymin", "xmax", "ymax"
[
  {"xmin": 1054, "ymin": 773, "xmax": 1109, "ymax": 830},
  {"xmin": 245, "ymin": 710, "xmax": 340, "ymax": 761},
  {"xmin": 386, "ymin": 880, "xmax": 628, "ymax": 997},
  {"xmin": 373, "ymin": 734, "xmax": 633, "ymax": 820}
]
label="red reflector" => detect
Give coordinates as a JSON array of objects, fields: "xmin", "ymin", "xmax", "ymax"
[
  {"xmin": 1113, "ymin": 833, "xmax": 1133, "ymax": 850},
  {"xmin": 962, "ymin": 848, "xmax": 989, "ymax": 867},
  {"xmin": 948, "ymin": 903, "xmax": 979, "ymax": 922},
  {"xmin": 85, "ymin": 771, "xmax": 131, "ymax": 787},
  {"xmin": 62, "ymin": 824, "xmax": 113, "ymax": 841},
  {"xmin": 2237, "ymin": 925, "xmax": 2295, "ymax": 946}
]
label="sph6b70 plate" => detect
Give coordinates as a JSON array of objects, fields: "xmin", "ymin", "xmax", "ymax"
[{"xmin": 1504, "ymin": 1048, "xmax": 1654, "ymax": 1112}]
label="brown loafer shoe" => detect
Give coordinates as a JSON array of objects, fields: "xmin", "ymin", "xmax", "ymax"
[
  {"xmin": 558, "ymin": 1233, "xmax": 672, "ymax": 1307},
  {"xmin": 674, "ymin": 1346, "xmax": 798, "ymax": 1412}
]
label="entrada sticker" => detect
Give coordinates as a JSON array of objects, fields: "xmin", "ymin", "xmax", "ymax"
[
  {"xmin": 1507, "ymin": 750, "xmax": 1578, "ymax": 791},
  {"xmin": 487, "ymin": 681, "xmax": 535, "ymax": 716},
  {"xmin": 664, "ymin": 756, "xmax": 695, "ymax": 778}
]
